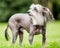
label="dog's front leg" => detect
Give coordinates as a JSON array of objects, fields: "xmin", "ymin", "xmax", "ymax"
[
  {"xmin": 42, "ymin": 33, "xmax": 46, "ymax": 48},
  {"xmin": 28, "ymin": 25, "xmax": 36, "ymax": 45},
  {"xmin": 29, "ymin": 33, "xmax": 34, "ymax": 45},
  {"xmin": 42, "ymin": 27, "xmax": 46, "ymax": 48}
]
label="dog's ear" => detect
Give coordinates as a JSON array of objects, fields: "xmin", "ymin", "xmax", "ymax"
[{"xmin": 42, "ymin": 7, "xmax": 54, "ymax": 21}]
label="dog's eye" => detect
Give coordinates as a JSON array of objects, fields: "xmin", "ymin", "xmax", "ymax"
[
  {"xmin": 43, "ymin": 7, "xmax": 47, "ymax": 11},
  {"xmin": 34, "ymin": 7, "xmax": 38, "ymax": 12}
]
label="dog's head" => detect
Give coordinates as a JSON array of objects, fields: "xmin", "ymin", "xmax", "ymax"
[
  {"xmin": 28, "ymin": 4, "xmax": 43, "ymax": 16},
  {"xmin": 28, "ymin": 4, "xmax": 54, "ymax": 25}
]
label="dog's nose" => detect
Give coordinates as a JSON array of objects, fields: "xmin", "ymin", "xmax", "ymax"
[
  {"xmin": 27, "ymin": 10, "xmax": 31, "ymax": 13},
  {"xmin": 27, "ymin": 11, "xmax": 30, "ymax": 13}
]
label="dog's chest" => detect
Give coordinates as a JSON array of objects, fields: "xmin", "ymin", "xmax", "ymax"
[{"xmin": 31, "ymin": 15, "xmax": 44, "ymax": 26}]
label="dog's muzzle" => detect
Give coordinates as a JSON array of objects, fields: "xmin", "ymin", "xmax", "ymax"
[{"xmin": 27, "ymin": 12, "xmax": 33, "ymax": 16}]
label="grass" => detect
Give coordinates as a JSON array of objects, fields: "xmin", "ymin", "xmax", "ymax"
[{"xmin": 0, "ymin": 21, "xmax": 60, "ymax": 48}]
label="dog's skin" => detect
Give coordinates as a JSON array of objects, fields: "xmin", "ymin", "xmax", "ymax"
[{"xmin": 5, "ymin": 4, "xmax": 54, "ymax": 48}]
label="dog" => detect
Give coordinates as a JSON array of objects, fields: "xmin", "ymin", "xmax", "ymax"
[{"xmin": 5, "ymin": 4, "xmax": 54, "ymax": 48}]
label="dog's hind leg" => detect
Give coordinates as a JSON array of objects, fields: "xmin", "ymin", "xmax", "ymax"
[
  {"xmin": 19, "ymin": 30, "xmax": 23, "ymax": 45},
  {"xmin": 12, "ymin": 28, "xmax": 18, "ymax": 44}
]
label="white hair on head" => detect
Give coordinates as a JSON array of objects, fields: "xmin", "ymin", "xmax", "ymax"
[
  {"xmin": 35, "ymin": 4, "xmax": 43, "ymax": 12},
  {"xmin": 30, "ymin": 4, "xmax": 35, "ymax": 9},
  {"xmin": 30, "ymin": 4, "xmax": 43, "ymax": 9}
]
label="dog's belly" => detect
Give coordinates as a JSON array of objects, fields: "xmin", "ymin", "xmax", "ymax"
[
  {"xmin": 35, "ymin": 30, "xmax": 42, "ymax": 35},
  {"xmin": 34, "ymin": 28, "xmax": 42, "ymax": 35}
]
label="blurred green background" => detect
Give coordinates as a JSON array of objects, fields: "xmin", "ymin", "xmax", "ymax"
[{"xmin": 0, "ymin": 0, "xmax": 60, "ymax": 22}]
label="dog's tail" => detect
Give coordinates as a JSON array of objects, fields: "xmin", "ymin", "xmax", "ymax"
[{"xmin": 5, "ymin": 25, "xmax": 9, "ymax": 41}]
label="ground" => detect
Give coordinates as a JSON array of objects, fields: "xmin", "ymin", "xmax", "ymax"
[{"xmin": 0, "ymin": 21, "xmax": 60, "ymax": 48}]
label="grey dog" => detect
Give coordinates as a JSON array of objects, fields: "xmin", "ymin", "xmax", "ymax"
[{"xmin": 5, "ymin": 4, "xmax": 54, "ymax": 48}]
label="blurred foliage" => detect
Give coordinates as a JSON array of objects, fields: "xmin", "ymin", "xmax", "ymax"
[
  {"xmin": 52, "ymin": 0, "xmax": 60, "ymax": 20},
  {"xmin": 0, "ymin": 0, "xmax": 32, "ymax": 22},
  {"xmin": 0, "ymin": 0, "xmax": 60, "ymax": 22}
]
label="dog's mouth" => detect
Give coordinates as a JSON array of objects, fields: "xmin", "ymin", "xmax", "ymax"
[{"xmin": 27, "ymin": 12, "xmax": 33, "ymax": 16}]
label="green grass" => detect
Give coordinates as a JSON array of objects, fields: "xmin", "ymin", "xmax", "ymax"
[{"xmin": 0, "ymin": 21, "xmax": 60, "ymax": 48}]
